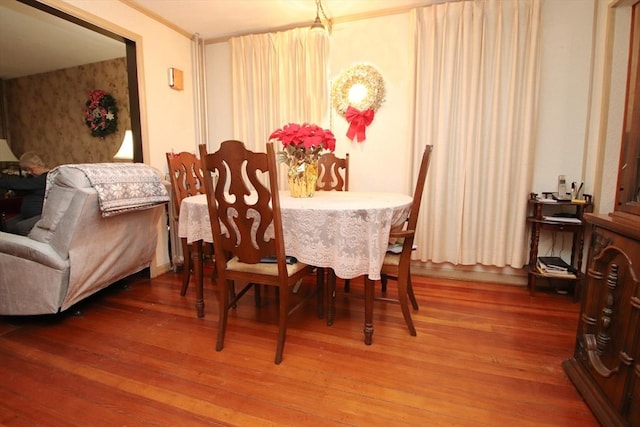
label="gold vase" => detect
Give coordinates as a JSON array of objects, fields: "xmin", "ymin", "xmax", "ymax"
[{"xmin": 288, "ymin": 159, "xmax": 318, "ymax": 197}]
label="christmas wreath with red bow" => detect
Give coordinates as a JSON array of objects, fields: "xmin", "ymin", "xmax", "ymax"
[
  {"xmin": 331, "ymin": 64, "xmax": 385, "ymax": 143},
  {"xmin": 83, "ymin": 90, "xmax": 118, "ymax": 137}
]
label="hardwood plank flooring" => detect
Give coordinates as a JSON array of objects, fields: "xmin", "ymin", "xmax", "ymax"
[{"xmin": 0, "ymin": 269, "xmax": 597, "ymax": 426}]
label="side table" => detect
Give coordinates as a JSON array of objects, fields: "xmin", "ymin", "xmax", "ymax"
[{"xmin": 526, "ymin": 194, "xmax": 593, "ymax": 296}]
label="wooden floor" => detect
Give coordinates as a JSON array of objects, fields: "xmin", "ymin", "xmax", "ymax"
[{"xmin": 0, "ymin": 268, "xmax": 597, "ymax": 426}]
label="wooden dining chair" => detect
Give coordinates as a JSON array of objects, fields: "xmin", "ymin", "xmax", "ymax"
[
  {"xmin": 199, "ymin": 140, "xmax": 320, "ymax": 364},
  {"xmin": 316, "ymin": 152, "xmax": 350, "ymax": 292},
  {"xmin": 378, "ymin": 145, "xmax": 433, "ymax": 336},
  {"xmin": 315, "ymin": 152, "xmax": 351, "ymax": 293},
  {"xmin": 316, "ymin": 152, "xmax": 349, "ymax": 191},
  {"xmin": 165, "ymin": 151, "xmax": 208, "ymax": 296}
]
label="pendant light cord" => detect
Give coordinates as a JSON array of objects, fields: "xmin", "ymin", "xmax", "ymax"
[{"xmin": 315, "ymin": 0, "xmax": 331, "ymax": 33}]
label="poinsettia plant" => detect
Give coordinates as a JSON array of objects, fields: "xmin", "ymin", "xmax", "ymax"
[{"xmin": 269, "ymin": 123, "xmax": 336, "ymax": 164}]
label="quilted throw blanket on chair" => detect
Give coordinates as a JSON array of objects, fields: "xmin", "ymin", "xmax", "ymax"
[{"xmin": 47, "ymin": 163, "xmax": 169, "ymax": 217}]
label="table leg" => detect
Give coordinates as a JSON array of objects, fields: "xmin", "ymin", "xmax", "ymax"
[
  {"xmin": 364, "ymin": 276, "xmax": 374, "ymax": 345},
  {"xmin": 325, "ymin": 269, "xmax": 336, "ymax": 326},
  {"xmin": 192, "ymin": 239, "xmax": 205, "ymax": 318}
]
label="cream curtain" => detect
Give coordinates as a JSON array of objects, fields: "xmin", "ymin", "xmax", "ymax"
[
  {"xmin": 229, "ymin": 28, "xmax": 329, "ymax": 154},
  {"xmin": 411, "ymin": 0, "xmax": 542, "ymax": 267}
]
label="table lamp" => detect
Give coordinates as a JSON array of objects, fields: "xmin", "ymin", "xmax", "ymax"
[
  {"xmin": 0, "ymin": 139, "xmax": 18, "ymax": 162},
  {"xmin": 113, "ymin": 130, "xmax": 134, "ymax": 162},
  {"xmin": 0, "ymin": 138, "xmax": 20, "ymax": 176}
]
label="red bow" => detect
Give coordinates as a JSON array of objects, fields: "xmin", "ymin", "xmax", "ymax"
[{"xmin": 346, "ymin": 107, "xmax": 374, "ymax": 143}]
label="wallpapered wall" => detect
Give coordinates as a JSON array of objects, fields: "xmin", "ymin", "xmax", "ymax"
[{"xmin": 4, "ymin": 57, "xmax": 130, "ymax": 168}]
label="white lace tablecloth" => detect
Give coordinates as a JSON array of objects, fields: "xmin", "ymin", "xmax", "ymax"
[{"xmin": 178, "ymin": 191, "xmax": 412, "ymax": 280}]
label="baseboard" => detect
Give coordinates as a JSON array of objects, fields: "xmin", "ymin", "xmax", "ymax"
[
  {"xmin": 151, "ymin": 262, "xmax": 172, "ymax": 278},
  {"xmin": 411, "ymin": 261, "xmax": 527, "ymax": 286}
]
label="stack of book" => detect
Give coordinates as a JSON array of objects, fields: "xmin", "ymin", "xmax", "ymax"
[{"xmin": 536, "ymin": 256, "xmax": 577, "ymax": 278}]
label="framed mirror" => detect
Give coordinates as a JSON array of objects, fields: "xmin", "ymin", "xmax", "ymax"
[{"xmin": 0, "ymin": 0, "xmax": 143, "ymax": 166}]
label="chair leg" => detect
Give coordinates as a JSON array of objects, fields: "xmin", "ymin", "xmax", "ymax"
[
  {"xmin": 407, "ymin": 274, "xmax": 419, "ymax": 311},
  {"xmin": 210, "ymin": 256, "xmax": 217, "ymax": 285},
  {"xmin": 344, "ymin": 278, "xmax": 350, "ymax": 292},
  {"xmin": 326, "ymin": 269, "xmax": 337, "ymax": 326},
  {"xmin": 254, "ymin": 284, "xmax": 262, "ymax": 307},
  {"xmin": 180, "ymin": 238, "xmax": 191, "ymax": 296},
  {"xmin": 216, "ymin": 279, "xmax": 231, "ymax": 352},
  {"xmin": 396, "ymin": 273, "xmax": 416, "ymax": 336},
  {"xmin": 381, "ymin": 275, "xmax": 388, "ymax": 293},
  {"xmin": 275, "ymin": 286, "xmax": 289, "ymax": 364},
  {"xmin": 230, "ymin": 281, "xmax": 238, "ymax": 309},
  {"xmin": 316, "ymin": 268, "xmax": 325, "ymax": 319}
]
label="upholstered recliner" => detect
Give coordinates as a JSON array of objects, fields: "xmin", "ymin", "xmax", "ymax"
[{"xmin": 0, "ymin": 163, "xmax": 168, "ymax": 315}]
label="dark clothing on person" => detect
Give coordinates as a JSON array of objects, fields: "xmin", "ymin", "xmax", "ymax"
[
  {"xmin": 4, "ymin": 214, "xmax": 41, "ymax": 236},
  {"xmin": 0, "ymin": 172, "xmax": 48, "ymax": 235}
]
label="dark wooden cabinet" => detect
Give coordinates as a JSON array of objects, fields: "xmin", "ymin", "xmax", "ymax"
[
  {"xmin": 562, "ymin": 212, "xmax": 640, "ymax": 426},
  {"xmin": 0, "ymin": 195, "xmax": 22, "ymax": 231},
  {"xmin": 0, "ymin": 195, "xmax": 22, "ymax": 217},
  {"xmin": 563, "ymin": 1, "xmax": 640, "ymax": 425}
]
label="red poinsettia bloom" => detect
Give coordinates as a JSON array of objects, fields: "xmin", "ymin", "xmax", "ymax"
[
  {"xmin": 88, "ymin": 90, "xmax": 106, "ymax": 108},
  {"xmin": 269, "ymin": 123, "xmax": 336, "ymax": 163}
]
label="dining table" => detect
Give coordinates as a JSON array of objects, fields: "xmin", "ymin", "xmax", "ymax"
[{"xmin": 178, "ymin": 190, "xmax": 412, "ymax": 344}]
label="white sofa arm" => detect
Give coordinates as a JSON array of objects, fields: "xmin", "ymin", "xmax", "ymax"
[{"xmin": 0, "ymin": 231, "xmax": 67, "ymax": 270}]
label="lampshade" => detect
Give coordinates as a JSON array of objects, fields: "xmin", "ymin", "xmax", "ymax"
[
  {"xmin": 308, "ymin": 0, "xmax": 330, "ymax": 52},
  {"xmin": 114, "ymin": 130, "xmax": 134, "ymax": 161},
  {"xmin": 0, "ymin": 139, "xmax": 19, "ymax": 162},
  {"xmin": 310, "ymin": 15, "xmax": 325, "ymax": 32},
  {"xmin": 309, "ymin": 0, "xmax": 331, "ymax": 34}
]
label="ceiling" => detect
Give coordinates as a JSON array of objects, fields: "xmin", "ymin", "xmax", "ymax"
[
  {"xmin": 129, "ymin": 0, "xmax": 433, "ymax": 41},
  {"xmin": 0, "ymin": 0, "xmax": 125, "ymax": 79},
  {"xmin": 0, "ymin": 0, "xmax": 432, "ymax": 79}
]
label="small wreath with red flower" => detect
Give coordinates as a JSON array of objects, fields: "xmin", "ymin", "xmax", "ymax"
[{"xmin": 83, "ymin": 90, "xmax": 118, "ymax": 137}]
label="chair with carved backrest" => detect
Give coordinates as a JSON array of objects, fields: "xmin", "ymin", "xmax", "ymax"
[
  {"xmin": 316, "ymin": 152, "xmax": 349, "ymax": 192},
  {"xmin": 165, "ymin": 151, "xmax": 208, "ymax": 296},
  {"xmin": 377, "ymin": 145, "xmax": 433, "ymax": 336},
  {"xmin": 199, "ymin": 140, "xmax": 320, "ymax": 364},
  {"xmin": 315, "ymin": 152, "xmax": 351, "ymax": 292}
]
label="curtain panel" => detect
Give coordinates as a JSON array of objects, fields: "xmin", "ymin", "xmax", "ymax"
[
  {"xmin": 411, "ymin": 0, "xmax": 542, "ymax": 268},
  {"xmin": 229, "ymin": 28, "xmax": 329, "ymax": 154}
]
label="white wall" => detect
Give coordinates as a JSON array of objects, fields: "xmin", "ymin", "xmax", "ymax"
[
  {"xmin": 533, "ymin": 0, "xmax": 595, "ymax": 195},
  {"xmin": 327, "ymin": 13, "xmax": 416, "ymax": 194},
  {"xmin": 207, "ymin": 12, "xmax": 418, "ymax": 196},
  {"xmin": 207, "ymin": 2, "xmax": 618, "ymax": 199},
  {"xmin": 50, "ymin": 0, "xmax": 633, "ymax": 276},
  {"xmin": 534, "ymin": 0, "xmax": 630, "ymax": 216},
  {"xmin": 56, "ymin": 0, "xmax": 197, "ymax": 274},
  {"xmin": 205, "ymin": 18, "xmax": 434, "ymax": 273},
  {"xmin": 204, "ymin": 0, "xmax": 631, "ymax": 275}
]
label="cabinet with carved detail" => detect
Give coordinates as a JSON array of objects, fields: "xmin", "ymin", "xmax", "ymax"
[
  {"xmin": 562, "ymin": 212, "xmax": 640, "ymax": 426},
  {"xmin": 562, "ymin": 1, "xmax": 640, "ymax": 424}
]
